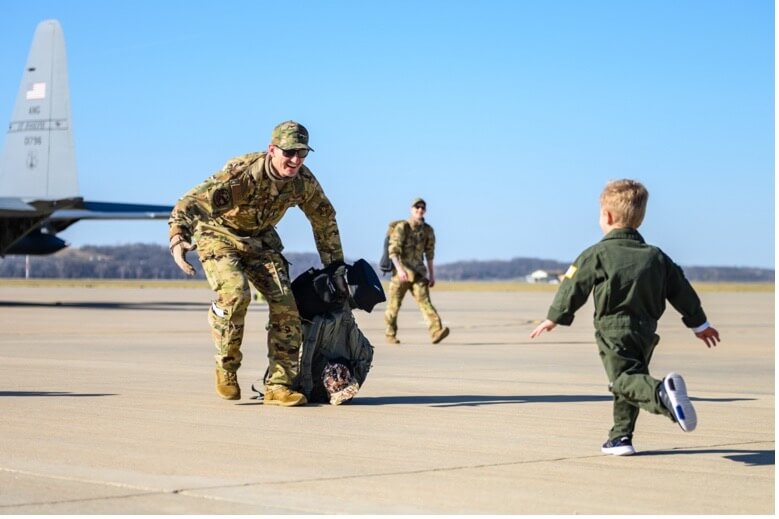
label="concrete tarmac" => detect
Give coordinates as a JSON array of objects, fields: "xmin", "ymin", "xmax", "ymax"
[{"xmin": 0, "ymin": 285, "xmax": 773, "ymax": 514}]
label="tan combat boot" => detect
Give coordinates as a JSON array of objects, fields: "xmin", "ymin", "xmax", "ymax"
[
  {"xmin": 215, "ymin": 368, "xmax": 241, "ymax": 400},
  {"xmin": 385, "ymin": 335, "xmax": 400, "ymax": 344},
  {"xmin": 264, "ymin": 387, "xmax": 307, "ymax": 407},
  {"xmin": 431, "ymin": 326, "xmax": 450, "ymax": 344}
]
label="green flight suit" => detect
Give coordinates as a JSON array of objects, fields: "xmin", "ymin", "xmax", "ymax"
[
  {"xmin": 546, "ymin": 228, "xmax": 708, "ymax": 440},
  {"xmin": 168, "ymin": 152, "xmax": 343, "ymax": 389},
  {"xmin": 384, "ymin": 219, "xmax": 444, "ymax": 338}
]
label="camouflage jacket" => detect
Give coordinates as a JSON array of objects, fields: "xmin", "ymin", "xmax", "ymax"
[
  {"xmin": 168, "ymin": 152, "xmax": 343, "ymax": 265},
  {"xmin": 388, "ymin": 218, "xmax": 435, "ymax": 279},
  {"xmin": 547, "ymin": 228, "xmax": 707, "ymax": 332}
]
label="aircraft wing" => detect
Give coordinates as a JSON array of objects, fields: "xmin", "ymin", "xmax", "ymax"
[{"xmin": 0, "ymin": 198, "xmax": 172, "ymax": 255}]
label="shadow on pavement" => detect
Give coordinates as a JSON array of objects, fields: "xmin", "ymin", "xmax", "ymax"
[
  {"xmin": 354, "ymin": 394, "xmax": 613, "ymax": 407},
  {"xmin": 457, "ymin": 341, "xmax": 593, "ymax": 346},
  {"xmin": 638, "ymin": 448, "xmax": 774, "ymax": 466},
  {"xmin": 352, "ymin": 394, "xmax": 756, "ymax": 407},
  {"xmin": 0, "ymin": 391, "xmax": 116, "ymax": 397}
]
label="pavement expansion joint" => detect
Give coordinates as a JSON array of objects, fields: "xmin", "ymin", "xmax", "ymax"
[
  {"xmin": 0, "ymin": 491, "xmax": 162, "ymax": 510},
  {"xmin": 2, "ymin": 437, "xmax": 771, "ymax": 506},
  {"xmin": 156, "ymin": 438, "xmax": 777, "ymax": 495}
]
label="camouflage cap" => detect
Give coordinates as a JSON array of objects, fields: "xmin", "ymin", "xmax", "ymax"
[
  {"xmin": 271, "ymin": 120, "xmax": 314, "ymax": 151},
  {"xmin": 411, "ymin": 197, "xmax": 426, "ymax": 208}
]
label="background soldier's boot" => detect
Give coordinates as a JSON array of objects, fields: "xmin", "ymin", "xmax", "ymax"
[
  {"xmin": 431, "ymin": 326, "xmax": 450, "ymax": 344},
  {"xmin": 264, "ymin": 387, "xmax": 307, "ymax": 407},
  {"xmin": 386, "ymin": 335, "xmax": 400, "ymax": 344},
  {"xmin": 215, "ymin": 368, "xmax": 241, "ymax": 400}
]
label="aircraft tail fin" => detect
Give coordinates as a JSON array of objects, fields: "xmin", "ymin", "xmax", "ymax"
[{"xmin": 0, "ymin": 19, "xmax": 78, "ymax": 200}]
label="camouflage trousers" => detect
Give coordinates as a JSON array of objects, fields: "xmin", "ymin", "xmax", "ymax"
[
  {"xmin": 384, "ymin": 275, "xmax": 443, "ymax": 338},
  {"xmin": 198, "ymin": 238, "xmax": 301, "ymax": 389}
]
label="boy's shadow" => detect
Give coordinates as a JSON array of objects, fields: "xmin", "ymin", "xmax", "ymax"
[{"xmin": 638, "ymin": 448, "xmax": 774, "ymax": 466}]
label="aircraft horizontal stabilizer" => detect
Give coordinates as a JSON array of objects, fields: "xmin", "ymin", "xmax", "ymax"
[
  {"xmin": 50, "ymin": 201, "xmax": 173, "ymax": 220},
  {"xmin": 0, "ymin": 198, "xmax": 38, "ymax": 212}
]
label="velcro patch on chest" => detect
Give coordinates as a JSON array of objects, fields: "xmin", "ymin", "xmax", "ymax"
[{"xmin": 210, "ymin": 185, "xmax": 233, "ymax": 215}]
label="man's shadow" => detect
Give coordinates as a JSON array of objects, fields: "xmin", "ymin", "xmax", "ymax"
[{"xmin": 241, "ymin": 394, "xmax": 614, "ymax": 407}]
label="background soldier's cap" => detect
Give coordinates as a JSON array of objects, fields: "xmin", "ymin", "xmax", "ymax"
[
  {"xmin": 411, "ymin": 197, "xmax": 426, "ymax": 208},
  {"xmin": 271, "ymin": 120, "xmax": 314, "ymax": 151}
]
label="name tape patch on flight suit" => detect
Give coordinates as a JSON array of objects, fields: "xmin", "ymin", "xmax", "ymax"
[{"xmin": 564, "ymin": 265, "xmax": 578, "ymax": 279}]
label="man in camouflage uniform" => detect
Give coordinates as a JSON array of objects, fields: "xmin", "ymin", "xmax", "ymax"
[
  {"xmin": 168, "ymin": 121, "xmax": 343, "ymax": 406},
  {"xmin": 384, "ymin": 198, "xmax": 449, "ymax": 344}
]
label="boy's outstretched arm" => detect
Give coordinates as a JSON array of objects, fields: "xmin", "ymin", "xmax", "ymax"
[
  {"xmin": 530, "ymin": 319, "xmax": 557, "ymax": 339},
  {"xmin": 695, "ymin": 326, "xmax": 720, "ymax": 348}
]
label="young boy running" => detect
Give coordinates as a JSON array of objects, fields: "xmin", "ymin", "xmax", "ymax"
[{"xmin": 529, "ymin": 179, "xmax": 720, "ymax": 456}]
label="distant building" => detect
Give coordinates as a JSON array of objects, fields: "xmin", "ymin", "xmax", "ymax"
[{"xmin": 525, "ymin": 269, "xmax": 562, "ymax": 284}]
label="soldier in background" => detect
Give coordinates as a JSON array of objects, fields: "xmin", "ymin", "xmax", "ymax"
[
  {"xmin": 168, "ymin": 121, "xmax": 344, "ymax": 406},
  {"xmin": 384, "ymin": 198, "xmax": 449, "ymax": 344}
]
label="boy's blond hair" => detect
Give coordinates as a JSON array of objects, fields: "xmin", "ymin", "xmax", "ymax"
[{"xmin": 600, "ymin": 179, "xmax": 649, "ymax": 228}]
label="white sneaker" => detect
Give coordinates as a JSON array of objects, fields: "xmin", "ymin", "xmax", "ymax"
[{"xmin": 661, "ymin": 372, "xmax": 697, "ymax": 432}]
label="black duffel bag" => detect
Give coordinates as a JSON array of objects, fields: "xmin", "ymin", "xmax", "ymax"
[
  {"xmin": 291, "ymin": 259, "xmax": 386, "ymax": 320},
  {"xmin": 345, "ymin": 259, "xmax": 386, "ymax": 313}
]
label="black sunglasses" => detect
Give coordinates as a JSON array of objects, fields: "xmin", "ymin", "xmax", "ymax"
[
  {"xmin": 277, "ymin": 147, "xmax": 309, "ymax": 159},
  {"xmin": 413, "ymin": 205, "xmax": 426, "ymax": 210}
]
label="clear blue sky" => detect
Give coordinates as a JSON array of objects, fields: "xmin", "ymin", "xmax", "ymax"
[{"xmin": 1, "ymin": 0, "xmax": 774, "ymax": 268}]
